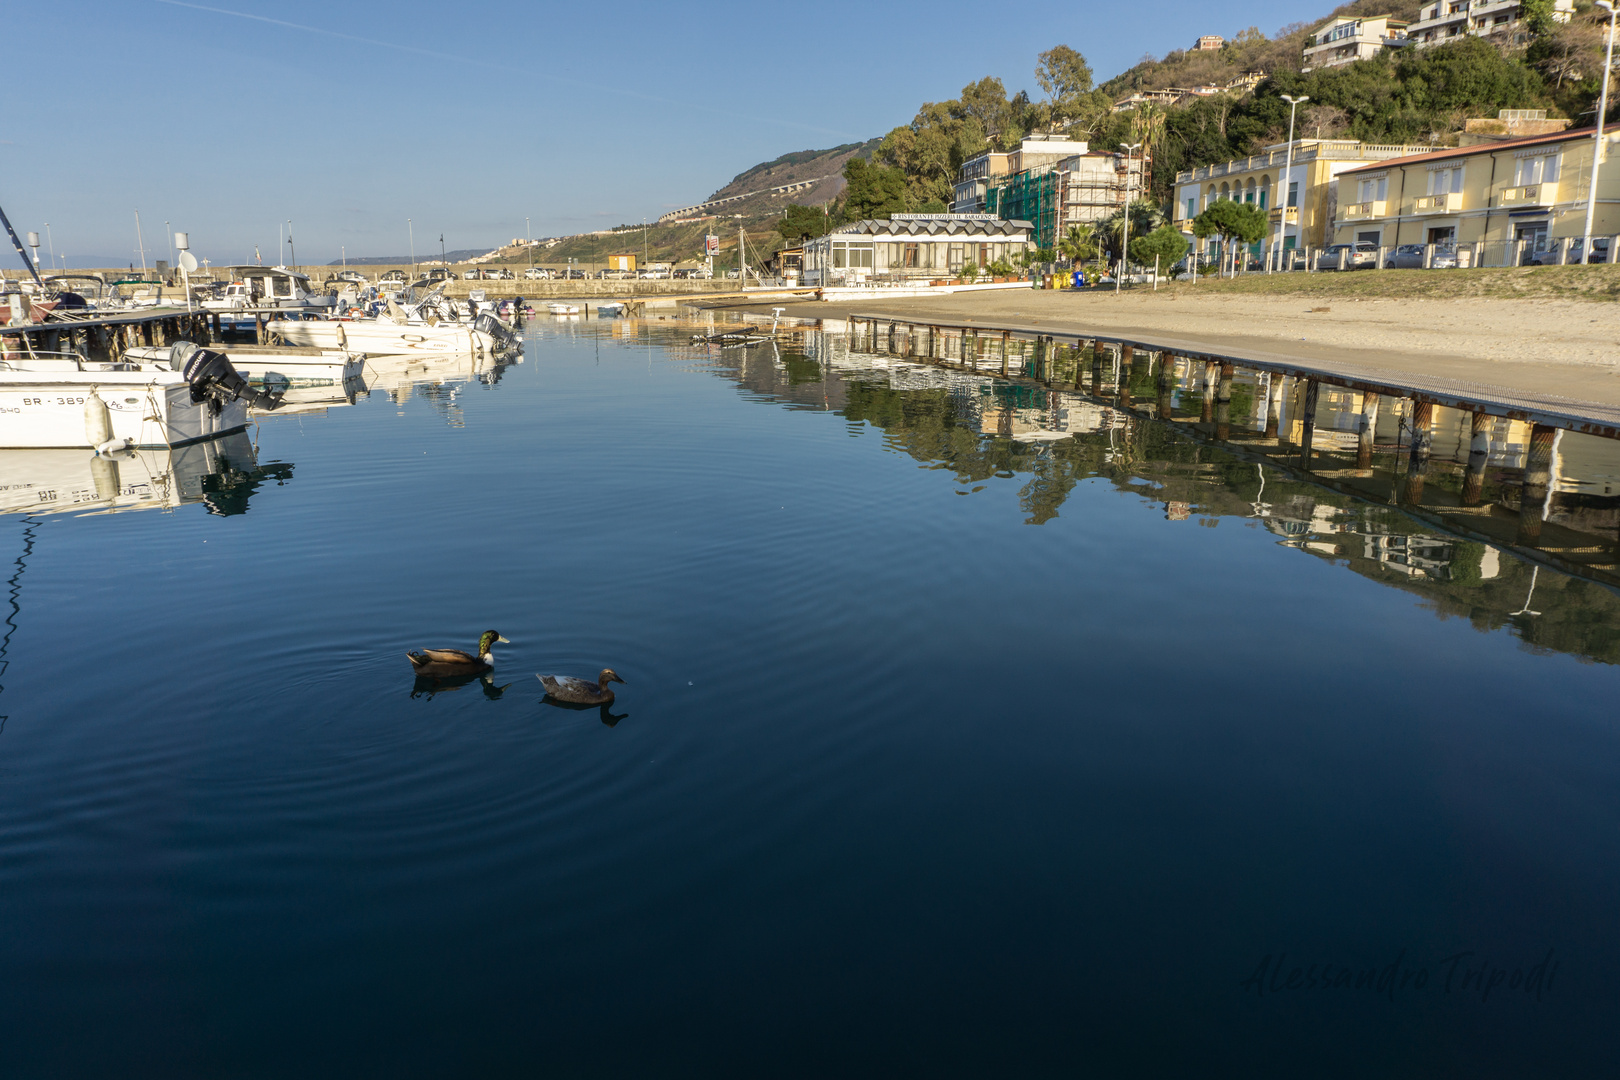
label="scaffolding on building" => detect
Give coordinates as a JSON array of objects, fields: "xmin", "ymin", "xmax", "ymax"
[{"xmin": 986, "ymin": 167, "xmax": 1059, "ymax": 249}]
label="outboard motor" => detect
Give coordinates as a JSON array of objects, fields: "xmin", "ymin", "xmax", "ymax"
[
  {"xmin": 473, "ymin": 312, "xmax": 517, "ymax": 350},
  {"xmin": 169, "ymin": 341, "xmax": 279, "ymax": 410}
]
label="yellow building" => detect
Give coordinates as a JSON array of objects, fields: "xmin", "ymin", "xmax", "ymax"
[
  {"xmin": 1333, "ymin": 123, "xmax": 1620, "ymax": 262},
  {"xmin": 1175, "ymin": 139, "xmax": 1434, "ymax": 260}
]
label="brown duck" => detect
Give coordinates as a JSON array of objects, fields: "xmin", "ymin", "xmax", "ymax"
[
  {"xmin": 537, "ymin": 669, "xmax": 625, "ymax": 705},
  {"xmin": 407, "ymin": 630, "xmax": 509, "ymax": 678}
]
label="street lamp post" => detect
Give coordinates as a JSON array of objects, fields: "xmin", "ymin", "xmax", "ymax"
[
  {"xmin": 408, "ymin": 218, "xmax": 415, "ymax": 274},
  {"xmin": 1274, "ymin": 94, "xmax": 1309, "ymax": 274},
  {"xmin": 44, "ymin": 223, "xmax": 55, "ymax": 271},
  {"xmin": 1583, "ymin": 0, "xmax": 1617, "ymax": 257},
  {"xmin": 1116, "ymin": 142, "xmax": 1142, "ymax": 294},
  {"xmin": 526, "ymin": 216, "xmax": 532, "ymax": 273}
]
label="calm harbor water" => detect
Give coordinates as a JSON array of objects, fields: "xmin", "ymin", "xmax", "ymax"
[{"xmin": 2, "ymin": 314, "xmax": 1617, "ymax": 1076}]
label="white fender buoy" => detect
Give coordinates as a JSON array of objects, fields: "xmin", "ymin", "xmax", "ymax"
[
  {"xmin": 96, "ymin": 437, "xmax": 133, "ymax": 456},
  {"xmin": 84, "ymin": 390, "xmax": 113, "ymax": 447}
]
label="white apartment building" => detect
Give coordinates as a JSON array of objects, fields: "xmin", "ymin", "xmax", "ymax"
[
  {"xmin": 1302, "ymin": 15, "xmax": 1410, "ymax": 71},
  {"xmin": 1407, "ymin": 0, "xmax": 1572, "ymax": 47}
]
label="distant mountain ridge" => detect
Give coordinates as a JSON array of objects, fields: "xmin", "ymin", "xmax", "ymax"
[{"xmin": 327, "ymin": 248, "xmax": 494, "ymax": 266}]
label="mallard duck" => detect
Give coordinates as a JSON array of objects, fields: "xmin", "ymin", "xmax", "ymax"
[
  {"xmin": 407, "ymin": 630, "xmax": 509, "ymax": 678},
  {"xmin": 536, "ymin": 668, "xmax": 625, "ymax": 705}
]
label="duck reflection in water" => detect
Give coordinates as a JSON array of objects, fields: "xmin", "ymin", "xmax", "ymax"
[
  {"xmin": 538, "ymin": 695, "xmax": 628, "ymax": 728},
  {"xmin": 410, "ymin": 673, "xmax": 513, "ymax": 701}
]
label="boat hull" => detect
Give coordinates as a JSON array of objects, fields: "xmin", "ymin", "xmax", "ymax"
[
  {"xmin": 0, "ymin": 372, "xmax": 250, "ymax": 449},
  {"xmin": 269, "ymin": 319, "xmax": 496, "ymax": 358}
]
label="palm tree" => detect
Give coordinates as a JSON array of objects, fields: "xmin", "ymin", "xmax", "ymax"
[
  {"xmin": 1095, "ymin": 200, "xmax": 1168, "ymax": 261},
  {"xmin": 1057, "ymin": 223, "xmax": 1097, "ymax": 267}
]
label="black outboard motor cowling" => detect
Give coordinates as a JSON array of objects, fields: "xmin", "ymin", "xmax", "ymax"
[{"xmin": 169, "ymin": 340, "xmax": 279, "ymax": 410}]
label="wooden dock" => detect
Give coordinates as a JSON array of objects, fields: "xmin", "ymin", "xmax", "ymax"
[{"xmin": 3, "ymin": 307, "xmax": 220, "ymax": 364}]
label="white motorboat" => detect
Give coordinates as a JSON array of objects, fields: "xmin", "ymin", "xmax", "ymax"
[
  {"xmin": 0, "ymin": 430, "xmax": 274, "ymax": 517},
  {"xmin": 267, "ymin": 316, "xmax": 503, "ymax": 358},
  {"xmin": 124, "ymin": 343, "xmax": 363, "ymax": 386},
  {"xmin": 547, "ymin": 302, "xmax": 580, "ymax": 315},
  {"xmin": 0, "ymin": 351, "xmax": 252, "ymax": 449},
  {"xmin": 202, "ymin": 266, "xmax": 337, "ymax": 313}
]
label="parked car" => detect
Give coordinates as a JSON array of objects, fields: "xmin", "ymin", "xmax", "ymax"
[
  {"xmin": 487, "ymin": 268, "xmax": 514, "ymax": 280},
  {"xmin": 380, "ymin": 270, "xmax": 407, "ymax": 283},
  {"xmin": 1319, "ymin": 241, "xmax": 1378, "ymax": 270},
  {"xmin": 332, "ymin": 269, "xmax": 368, "ymax": 284},
  {"xmin": 523, "ymin": 267, "xmax": 549, "ymax": 280},
  {"xmin": 1522, "ymin": 237, "xmax": 1610, "ymax": 265},
  {"xmin": 462, "ymin": 268, "xmax": 485, "ymax": 280},
  {"xmin": 1385, "ymin": 244, "xmax": 1457, "ymax": 269}
]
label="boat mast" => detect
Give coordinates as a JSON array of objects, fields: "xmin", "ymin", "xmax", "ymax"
[
  {"xmin": 134, "ymin": 209, "xmax": 148, "ymax": 275},
  {"xmin": 0, "ymin": 200, "xmax": 45, "ymax": 288}
]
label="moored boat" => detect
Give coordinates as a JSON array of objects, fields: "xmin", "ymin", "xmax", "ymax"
[{"xmin": 0, "ymin": 351, "xmax": 253, "ymax": 449}]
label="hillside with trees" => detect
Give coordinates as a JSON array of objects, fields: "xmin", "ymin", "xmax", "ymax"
[{"xmin": 769, "ymin": 0, "xmax": 1617, "ymax": 239}]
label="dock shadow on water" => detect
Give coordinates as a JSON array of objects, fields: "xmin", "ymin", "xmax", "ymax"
[{"xmin": 0, "ymin": 312, "xmax": 1616, "ymax": 1077}]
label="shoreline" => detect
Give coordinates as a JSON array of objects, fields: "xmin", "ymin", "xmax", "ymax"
[{"xmin": 714, "ymin": 287, "xmax": 1620, "ymax": 420}]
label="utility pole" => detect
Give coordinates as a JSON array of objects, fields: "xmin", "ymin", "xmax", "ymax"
[
  {"xmin": 1583, "ymin": 0, "xmax": 1617, "ymax": 256},
  {"xmin": 1275, "ymin": 95, "xmax": 1308, "ymax": 273},
  {"xmin": 44, "ymin": 222, "xmax": 54, "ymax": 271},
  {"xmin": 526, "ymin": 216, "xmax": 532, "ymax": 273},
  {"xmin": 408, "ymin": 218, "xmax": 415, "ymax": 274}
]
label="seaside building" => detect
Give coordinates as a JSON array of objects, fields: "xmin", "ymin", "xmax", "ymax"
[
  {"xmin": 799, "ymin": 214, "xmax": 1033, "ymax": 286},
  {"xmin": 1407, "ymin": 0, "xmax": 1572, "ymax": 48},
  {"xmin": 1331, "ymin": 123, "xmax": 1620, "ymax": 258},
  {"xmin": 1302, "ymin": 15, "xmax": 1409, "ymax": 71},
  {"xmin": 962, "ymin": 135, "xmax": 1144, "ymax": 249},
  {"xmin": 1174, "ymin": 138, "xmax": 1436, "ymax": 260},
  {"xmin": 952, "ymin": 135, "xmax": 1090, "ymax": 215}
]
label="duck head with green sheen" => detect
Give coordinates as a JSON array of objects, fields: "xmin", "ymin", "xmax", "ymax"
[{"xmin": 479, "ymin": 631, "xmax": 510, "ymax": 661}]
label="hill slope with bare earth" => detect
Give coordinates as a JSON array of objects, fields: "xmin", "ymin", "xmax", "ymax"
[{"xmin": 664, "ymin": 139, "xmax": 879, "ymax": 221}]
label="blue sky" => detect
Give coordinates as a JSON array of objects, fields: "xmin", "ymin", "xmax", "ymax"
[{"xmin": 3, "ymin": 0, "xmax": 1308, "ymax": 267}]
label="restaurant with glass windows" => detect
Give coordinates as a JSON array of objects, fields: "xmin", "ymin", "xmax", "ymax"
[{"xmin": 800, "ymin": 214, "xmax": 1034, "ymax": 286}]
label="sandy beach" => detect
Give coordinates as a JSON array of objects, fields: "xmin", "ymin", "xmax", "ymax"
[{"xmin": 730, "ymin": 287, "xmax": 1620, "ymax": 415}]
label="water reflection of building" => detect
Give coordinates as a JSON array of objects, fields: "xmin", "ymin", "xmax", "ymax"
[
  {"xmin": 0, "ymin": 431, "xmax": 292, "ymax": 518},
  {"xmin": 679, "ymin": 319, "xmax": 1620, "ymax": 663}
]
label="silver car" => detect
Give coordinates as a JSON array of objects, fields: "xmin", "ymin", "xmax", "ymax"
[
  {"xmin": 1385, "ymin": 244, "xmax": 1457, "ymax": 269},
  {"xmin": 1320, "ymin": 242, "xmax": 1377, "ymax": 270}
]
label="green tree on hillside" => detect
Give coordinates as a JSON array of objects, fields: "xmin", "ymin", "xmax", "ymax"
[
  {"xmin": 777, "ymin": 203, "xmax": 837, "ymax": 242},
  {"xmin": 842, "ymin": 157, "xmax": 909, "ymax": 220}
]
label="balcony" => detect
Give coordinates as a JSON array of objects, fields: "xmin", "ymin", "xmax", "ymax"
[
  {"xmin": 1500, "ymin": 181, "xmax": 1557, "ymax": 206},
  {"xmin": 1339, "ymin": 200, "xmax": 1386, "ymax": 221},
  {"xmin": 1412, "ymin": 192, "xmax": 1463, "ymax": 214},
  {"xmin": 1268, "ymin": 206, "xmax": 1299, "ymax": 224}
]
